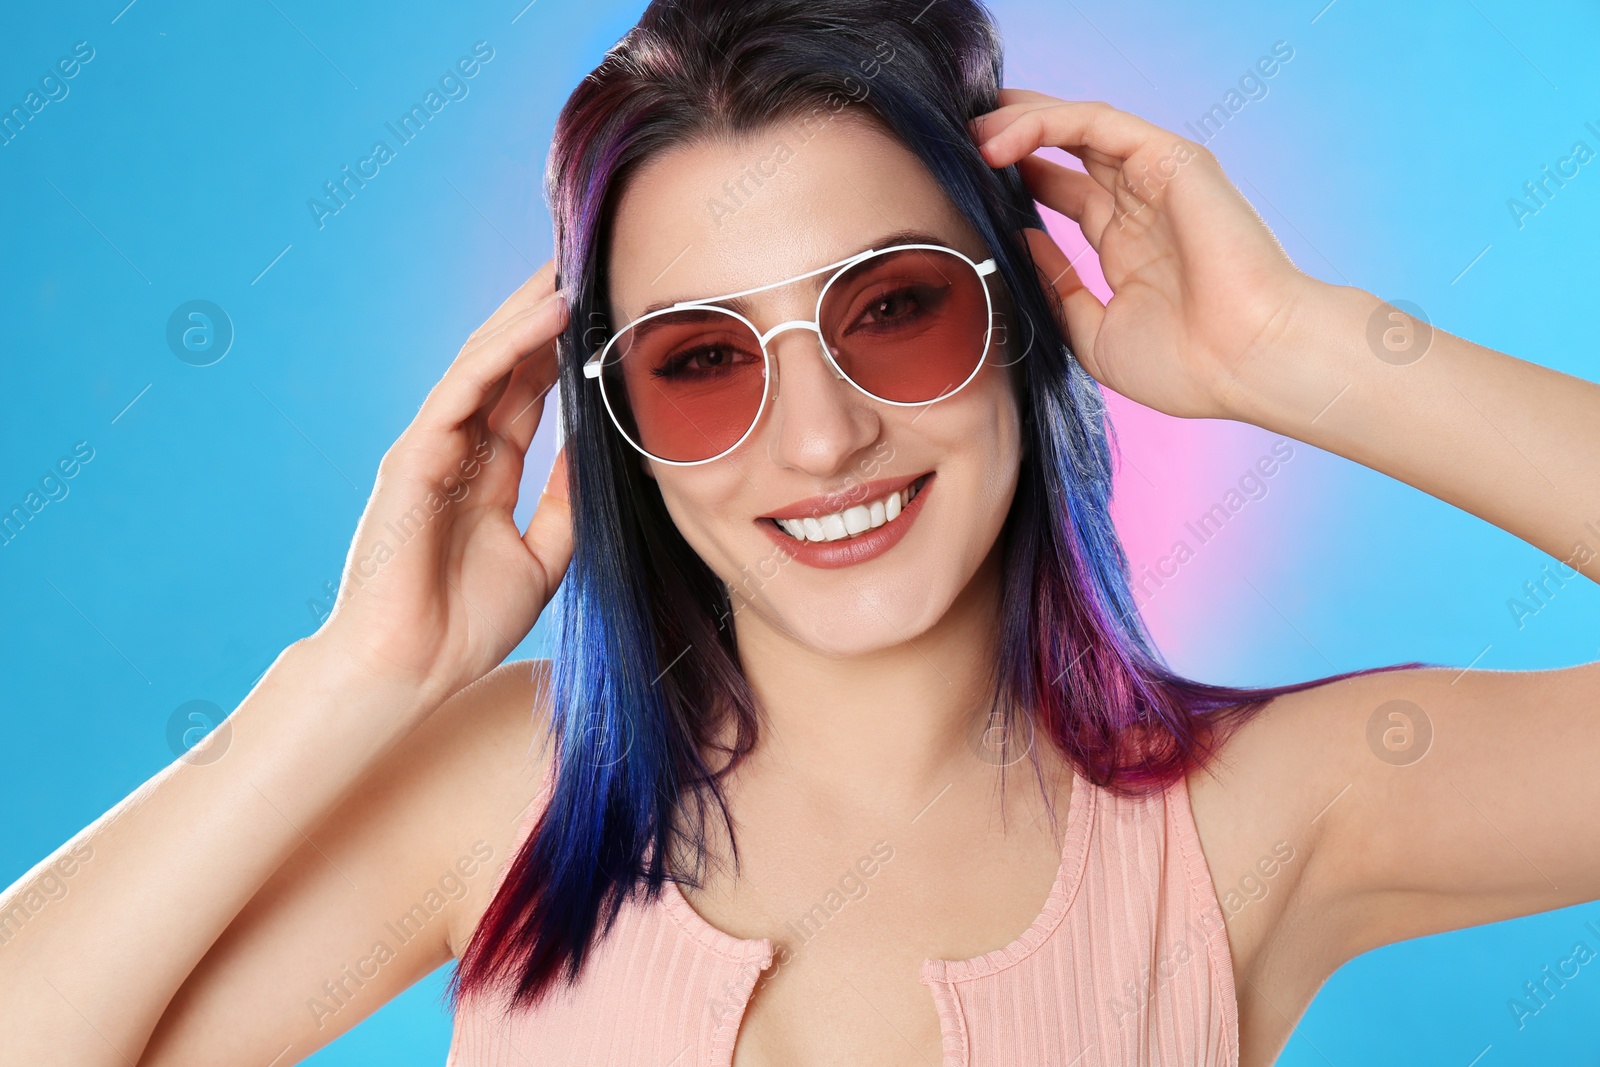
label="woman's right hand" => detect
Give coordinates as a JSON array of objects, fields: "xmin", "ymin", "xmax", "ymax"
[{"xmin": 317, "ymin": 259, "xmax": 574, "ymax": 706}]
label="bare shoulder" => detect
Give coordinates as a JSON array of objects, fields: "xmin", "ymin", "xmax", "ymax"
[
  {"xmin": 1183, "ymin": 669, "xmax": 1424, "ymax": 981},
  {"xmin": 1187, "ymin": 659, "xmax": 1600, "ymax": 984},
  {"xmin": 412, "ymin": 658, "xmax": 556, "ymax": 956},
  {"xmin": 140, "ymin": 659, "xmax": 556, "ymax": 1061},
  {"xmin": 285, "ymin": 655, "xmax": 556, "ymax": 956},
  {"xmin": 1180, "ymin": 668, "xmax": 1433, "ymax": 1065},
  {"xmin": 1131, "ymin": 659, "xmax": 1597, "ymax": 1067},
  {"xmin": 336, "ymin": 655, "xmax": 556, "ymax": 960}
]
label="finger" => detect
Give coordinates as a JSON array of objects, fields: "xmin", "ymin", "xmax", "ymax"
[
  {"xmin": 970, "ymin": 97, "xmax": 1130, "ymax": 195},
  {"xmin": 451, "ymin": 326, "xmax": 537, "ymax": 438},
  {"xmin": 968, "ymin": 86, "xmax": 1066, "ymax": 142},
  {"xmin": 973, "ymin": 99, "xmax": 1167, "ymax": 171},
  {"xmin": 1043, "ymin": 143, "xmax": 1128, "ymax": 198},
  {"xmin": 975, "ymin": 93, "xmax": 1193, "ymax": 219},
  {"xmin": 1016, "ymin": 155, "xmax": 1117, "ymax": 252},
  {"xmin": 976, "ymin": 101, "xmax": 1144, "ymax": 169},
  {"xmin": 418, "ymin": 287, "xmax": 568, "ymax": 433},
  {"xmin": 1008, "ymin": 141, "xmax": 1181, "ymax": 240},
  {"xmin": 435, "ymin": 259, "xmax": 560, "ymax": 425},
  {"xmin": 488, "ymin": 337, "xmax": 559, "ymax": 455},
  {"xmin": 1021, "ymin": 227, "xmax": 1105, "ymax": 375},
  {"xmin": 476, "ymin": 258, "xmax": 559, "ymax": 340},
  {"xmin": 521, "ymin": 444, "xmax": 574, "ymax": 598},
  {"xmin": 969, "ymin": 95, "xmax": 1085, "ymax": 146}
]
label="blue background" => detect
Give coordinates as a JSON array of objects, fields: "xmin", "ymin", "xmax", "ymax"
[{"xmin": 1, "ymin": 0, "xmax": 1596, "ymax": 1063}]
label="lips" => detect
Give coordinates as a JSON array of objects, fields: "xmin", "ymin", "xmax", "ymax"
[
  {"xmin": 762, "ymin": 472, "xmax": 930, "ymax": 521},
  {"xmin": 752, "ymin": 470, "xmax": 934, "ymax": 566}
]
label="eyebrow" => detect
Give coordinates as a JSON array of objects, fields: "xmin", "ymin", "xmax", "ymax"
[{"xmin": 626, "ymin": 227, "xmax": 960, "ymax": 322}]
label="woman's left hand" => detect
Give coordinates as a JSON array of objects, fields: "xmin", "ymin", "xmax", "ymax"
[{"xmin": 969, "ymin": 88, "xmax": 1331, "ymax": 421}]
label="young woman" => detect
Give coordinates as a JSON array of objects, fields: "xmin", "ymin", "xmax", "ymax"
[{"xmin": 3, "ymin": 1, "xmax": 1597, "ymax": 1064}]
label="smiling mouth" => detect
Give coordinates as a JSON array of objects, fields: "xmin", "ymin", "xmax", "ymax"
[{"xmin": 766, "ymin": 474, "xmax": 930, "ymax": 544}]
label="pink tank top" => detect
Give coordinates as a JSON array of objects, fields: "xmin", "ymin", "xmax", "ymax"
[{"xmin": 447, "ymin": 753, "xmax": 1239, "ymax": 1066}]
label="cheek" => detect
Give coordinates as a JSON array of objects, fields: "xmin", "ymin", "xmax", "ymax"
[
  {"xmin": 891, "ymin": 376, "xmax": 1021, "ymax": 561},
  {"xmin": 947, "ymin": 370, "xmax": 1023, "ymax": 479},
  {"xmin": 988, "ymin": 289, "xmax": 1035, "ymax": 371},
  {"xmin": 652, "ymin": 469, "xmax": 762, "ymax": 573},
  {"xmin": 961, "ymin": 381, "xmax": 1024, "ymax": 537},
  {"xmin": 653, "ymin": 482, "xmax": 714, "ymax": 551}
]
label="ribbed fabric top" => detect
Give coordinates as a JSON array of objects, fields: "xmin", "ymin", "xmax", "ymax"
[{"xmin": 447, "ymin": 753, "xmax": 1239, "ymax": 1066}]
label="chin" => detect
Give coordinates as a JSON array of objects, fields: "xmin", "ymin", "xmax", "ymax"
[
  {"xmin": 769, "ymin": 504, "xmax": 1011, "ymax": 658},
  {"xmin": 730, "ymin": 542, "xmax": 966, "ymax": 657}
]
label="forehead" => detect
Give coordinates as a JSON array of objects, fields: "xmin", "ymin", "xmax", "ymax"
[{"xmin": 604, "ymin": 109, "xmax": 983, "ymax": 325}]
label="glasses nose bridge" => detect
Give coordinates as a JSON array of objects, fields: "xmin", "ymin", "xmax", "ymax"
[{"xmin": 757, "ymin": 318, "xmax": 845, "ymax": 380}]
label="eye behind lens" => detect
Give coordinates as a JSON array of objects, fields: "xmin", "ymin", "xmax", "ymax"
[{"xmin": 599, "ymin": 306, "xmax": 767, "ymax": 465}]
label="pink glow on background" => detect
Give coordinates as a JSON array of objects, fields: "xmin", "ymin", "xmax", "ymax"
[{"xmin": 1032, "ymin": 154, "xmax": 1304, "ymax": 668}]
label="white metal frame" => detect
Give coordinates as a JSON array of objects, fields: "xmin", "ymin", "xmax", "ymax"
[{"xmin": 582, "ymin": 243, "xmax": 998, "ymax": 466}]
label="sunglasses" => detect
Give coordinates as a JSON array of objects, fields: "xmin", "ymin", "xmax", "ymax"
[{"xmin": 581, "ymin": 242, "xmax": 1000, "ymax": 466}]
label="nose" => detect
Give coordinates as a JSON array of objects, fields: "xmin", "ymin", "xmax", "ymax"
[{"xmin": 759, "ymin": 321, "xmax": 881, "ymax": 476}]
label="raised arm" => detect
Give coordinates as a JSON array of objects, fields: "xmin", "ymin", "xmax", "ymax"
[
  {"xmin": 966, "ymin": 89, "xmax": 1600, "ymax": 1018},
  {"xmin": 0, "ymin": 263, "xmax": 572, "ymax": 1066},
  {"xmin": 968, "ymin": 89, "xmax": 1600, "ymax": 576},
  {"xmin": 136, "ymin": 656, "xmax": 555, "ymax": 1065}
]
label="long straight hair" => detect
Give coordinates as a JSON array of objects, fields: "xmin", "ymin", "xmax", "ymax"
[{"xmin": 451, "ymin": 0, "xmax": 1429, "ymax": 1010}]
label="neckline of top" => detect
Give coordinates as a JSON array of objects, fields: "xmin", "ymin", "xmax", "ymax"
[{"xmin": 657, "ymin": 767, "xmax": 1097, "ymax": 983}]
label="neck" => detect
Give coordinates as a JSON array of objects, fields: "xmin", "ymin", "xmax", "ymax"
[{"xmin": 727, "ymin": 539, "xmax": 1013, "ymax": 812}]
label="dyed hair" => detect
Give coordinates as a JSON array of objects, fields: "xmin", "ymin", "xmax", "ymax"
[{"xmin": 451, "ymin": 0, "xmax": 1430, "ymax": 1011}]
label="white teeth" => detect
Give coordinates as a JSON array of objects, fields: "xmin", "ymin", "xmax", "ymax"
[{"xmin": 771, "ymin": 479, "xmax": 922, "ymax": 544}]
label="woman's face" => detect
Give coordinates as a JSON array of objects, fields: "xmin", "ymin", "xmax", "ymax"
[{"xmin": 604, "ymin": 108, "xmax": 1023, "ymax": 657}]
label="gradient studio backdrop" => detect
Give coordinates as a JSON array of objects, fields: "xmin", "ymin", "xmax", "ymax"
[{"xmin": 2, "ymin": 0, "xmax": 1597, "ymax": 1062}]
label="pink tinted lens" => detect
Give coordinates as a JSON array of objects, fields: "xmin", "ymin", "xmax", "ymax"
[
  {"xmin": 599, "ymin": 307, "xmax": 766, "ymax": 463},
  {"xmin": 819, "ymin": 247, "xmax": 989, "ymax": 403}
]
